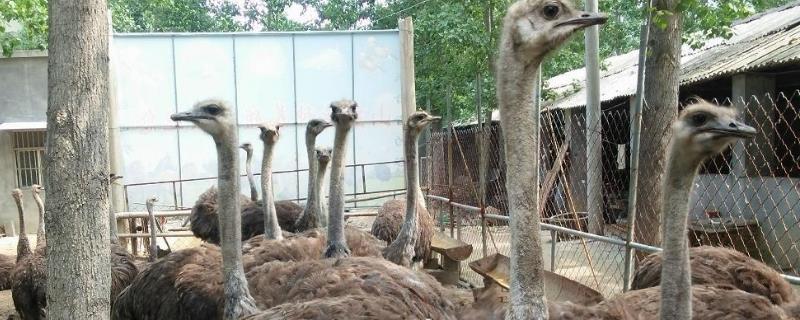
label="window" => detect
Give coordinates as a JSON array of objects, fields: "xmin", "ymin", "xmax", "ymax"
[{"xmin": 13, "ymin": 131, "xmax": 46, "ymax": 188}]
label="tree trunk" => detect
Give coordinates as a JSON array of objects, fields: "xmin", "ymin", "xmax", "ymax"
[
  {"xmin": 45, "ymin": 0, "xmax": 112, "ymax": 318},
  {"xmin": 634, "ymin": 0, "xmax": 682, "ymax": 261}
]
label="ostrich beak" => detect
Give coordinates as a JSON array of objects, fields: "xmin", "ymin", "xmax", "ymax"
[
  {"xmin": 705, "ymin": 120, "xmax": 757, "ymax": 139},
  {"xmin": 556, "ymin": 12, "xmax": 608, "ymax": 28},
  {"xmin": 322, "ymin": 121, "xmax": 333, "ymax": 128},
  {"xmin": 170, "ymin": 111, "xmax": 210, "ymax": 122}
]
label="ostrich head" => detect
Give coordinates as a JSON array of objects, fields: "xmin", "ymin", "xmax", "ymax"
[
  {"xmin": 502, "ymin": 0, "xmax": 607, "ymax": 64},
  {"xmin": 307, "ymin": 119, "xmax": 333, "ymax": 136},
  {"xmin": 257, "ymin": 124, "xmax": 281, "ymax": 145},
  {"xmin": 11, "ymin": 189, "xmax": 22, "ymax": 201},
  {"xmin": 170, "ymin": 99, "xmax": 235, "ymax": 137},
  {"xmin": 330, "ymin": 99, "xmax": 358, "ymax": 127},
  {"xmin": 315, "ymin": 147, "xmax": 332, "ymax": 166},
  {"xmin": 31, "ymin": 185, "xmax": 44, "ymax": 194},
  {"xmin": 671, "ymin": 100, "xmax": 756, "ymax": 165},
  {"xmin": 406, "ymin": 111, "xmax": 440, "ymax": 135},
  {"xmin": 239, "ymin": 142, "xmax": 253, "ymax": 153}
]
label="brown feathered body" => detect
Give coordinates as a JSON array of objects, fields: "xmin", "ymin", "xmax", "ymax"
[
  {"xmin": 243, "ymin": 199, "xmax": 304, "ymax": 233},
  {"xmin": 112, "ymin": 227, "xmax": 382, "ymax": 320},
  {"xmin": 371, "ymin": 199, "xmax": 434, "ymax": 263},
  {"xmin": 13, "ymin": 244, "xmax": 138, "ymax": 320},
  {"xmin": 603, "ymin": 285, "xmax": 791, "ymax": 320},
  {"xmin": 245, "ymin": 257, "xmax": 457, "ymax": 320},
  {"xmin": 242, "ymin": 226, "xmax": 384, "ymax": 271},
  {"xmin": 11, "ymin": 246, "xmax": 45, "ymax": 320},
  {"xmin": 632, "ymin": 246, "xmax": 796, "ymax": 305},
  {"xmin": 0, "ymin": 253, "xmax": 15, "ymax": 290},
  {"xmin": 458, "ymin": 283, "xmax": 789, "ymax": 320},
  {"xmin": 189, "ymin": 186, "xmax": 302, "ymax": 244},
  {"xmin": 112, "ymin": 244, "xmax": 224, "ymax": 320},
  {"xmin": 110, "ymin": 243, "xmax": 140, "ymax": 299}
]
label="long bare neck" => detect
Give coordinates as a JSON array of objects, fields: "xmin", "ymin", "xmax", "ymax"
[
  {"xmin": 386, "ymin": 126, "xmax": 421, "ymax": 266},
  {"xmin": 497, "ymin": 32, "xmax": 548, "ymax": 320},
  {"xmin": 659, "ymin": 141, "xmax": 702, "ymax": 320},
  {"xmin": 146, "ymin": 202, "xmax": 157, "ymax": 262},
  {"xmin": 14, "ymin": 196, "xmax": 31, "ymax": 260},
  {"xmin": 32, "ymin": 192, "xmax": 46, "ymax": 248},
  {"xmin": 326, "ymin": 124, "xmax": 351, "ymax": 257},
  {"xmin": 215, "ymin": 131, "xmax": 258, "ymax": 319},
  {"xmin": 296, "ymin": 133, "xmax": 320, "ymax": 230},
  {"xmin": 314, "ymin": 158, "xmax": 330, "ymax": 227},
  {"xmin": 261, "ymin": 140, "xmax": 282, "ymax": 240},
  {"xmin": 245, "ymin": 149, "xmax": 257, "ymax": 201}
]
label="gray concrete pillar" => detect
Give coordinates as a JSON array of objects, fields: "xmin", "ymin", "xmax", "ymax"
[
  {"xmin": 565, "ymin": 109, "xmax": 587, "ymax": 213},
  {"xmin": 731, "ymin": 74, "xmax": 776, "ymax": 177}
]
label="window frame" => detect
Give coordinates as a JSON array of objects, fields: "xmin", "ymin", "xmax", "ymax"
[{"xmin": 12, "ymin": 130, "xmax": 46, "ymax": 188}]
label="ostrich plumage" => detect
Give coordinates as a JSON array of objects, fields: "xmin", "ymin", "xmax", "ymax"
[
  {"xmin": 632, "ymin": 245, "xmax": 797, "ymax": 306},
  {"xmin": 245, "ymin": 257, "xmax": 457, "ymax": 319}
]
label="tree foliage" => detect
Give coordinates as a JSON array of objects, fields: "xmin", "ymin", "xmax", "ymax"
[{"xmin": 1, "ymin": 0, "xmax": 793, "ymax": 119}]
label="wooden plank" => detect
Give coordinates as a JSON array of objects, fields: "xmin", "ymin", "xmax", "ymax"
[
  {"xmin": 431, "ymin": 230, "xmax": 473, "ymax": 261},
  {"xmin": 539, "ymin": 143, "xmax": 570, "ymax": 211}
]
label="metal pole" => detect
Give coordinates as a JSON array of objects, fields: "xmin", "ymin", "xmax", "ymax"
[
  {"xmin": 107, "ymin": 11, "xmax": 128, "ymax": 247},
  {"xmin": 446, "ymin": 85, "xmax": 455, "ymax": 237},
  {"xmin": 477, "ymin": 72, "xmax": 488, "ymax": 258},
  {"xmin": 550, "ymin": 230, "xmax": 557, "ymax": 271},
  {"xmin": 623, "ymin": 1, "xmax": 654, "ymax": 292},
  {"xmin": 584, "ymin": 0, "xmax": 604, "ymax": 236}
]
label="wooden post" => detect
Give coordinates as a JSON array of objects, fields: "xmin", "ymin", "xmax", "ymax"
[
  {"xmin": 446, "ymin": 86, "xmax": 455, "ymax": 238},
  {"xmin": 399, "ymin": 17, "xmax": 416, "ymax": 121}
]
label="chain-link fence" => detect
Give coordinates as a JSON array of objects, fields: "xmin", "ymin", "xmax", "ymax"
[
  {"xmin": 119, "ymin": 160, "xmax": 406, "ymax": 260},
  {"xmin": 422, "ymin": 90, "xmax": 800, "ymax": 297}
]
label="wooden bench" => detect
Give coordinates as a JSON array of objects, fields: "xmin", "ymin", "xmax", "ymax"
[{"xmin": 429, "ymin": 231, "xmax": 473, "ymax": 285}]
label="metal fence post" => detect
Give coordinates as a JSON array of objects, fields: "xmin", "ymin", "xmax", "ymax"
[
  {"xmin": 446, "ymin": 85, "xmax": 455, "ymax": 238},
  {"xmin": 623, "ymin": 2, "xmax": 653, "ymax": 292}
]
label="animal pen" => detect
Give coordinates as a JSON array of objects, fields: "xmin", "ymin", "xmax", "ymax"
[{"xmin": 422, "ymin": 90, "xmax": 800, "ymax": 297}]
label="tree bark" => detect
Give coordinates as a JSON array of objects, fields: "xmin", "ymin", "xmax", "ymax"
[
  {"xmin": 45, "ymin": 0, "xmax": 112, "ymax": 318},
  {"xmin": 634, "ymin": 0, "xmax": 682, "ymax": 260}
]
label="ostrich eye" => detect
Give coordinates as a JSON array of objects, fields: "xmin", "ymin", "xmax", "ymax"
[
  {"xmin": 542, "ymin": 4, "xmax": 560, "ymax": 19},
  {"xmin": 690, "ymin": 113, "xmax": 709, "ymax": 126},
  {"xmin": 205, "ymin": 105, "xmax": 222, "ymax": 116}
]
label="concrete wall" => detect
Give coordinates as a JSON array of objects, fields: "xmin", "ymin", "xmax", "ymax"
[
  {"xmin": 690, "ymin": 174, "xmax": 800, "ymax": 271},
  {"xmin": 0, "ymin": 51, "xmax": 47, "ymax": 123},
  {"xmin": 0, "ymin": 52, "xmax": 47, "ymax": 234},
  {"xmin": 0, "ymin": 132, "xmax": 43, "ymax": 235}
]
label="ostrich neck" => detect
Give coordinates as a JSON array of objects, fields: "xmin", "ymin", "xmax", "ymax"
[
  {"xmin": 497, "ymin": 42, "xmax": 548, "ymax": 320},
  {"xmin": 214, "ymin": 131, "xmax": 258, "ymax": 319},
  {"xmin": 659, "ymin": 142, "xmax": 702, "ymax": 320},
  {"xmin": 314, "ymin": 158, "xmax": 330, "ymax": 227},
  {"xmin": 327, "ymin": 124, "xmax": 351, "ymax": 250},
  {"xmin": 32, "ymin": 192, "xmax": 45, "ymax": 247},
  {"xmin": 14, "ymin": 196, "xmax": 31, "ymax": 260},
  {"xmin": 146, "ymin": 203, "xmax": 157, "ymax": 262},
  {"xmin": 392, "ymin": 126, "xmax": 421, "ymax": 264},
  {"xmin": 261, "ymin": 141, "xmax": 282, "ymax": 240},
  {"xmin": 245, "ymin": 149, "xmax": 258, "ymax": 201},
  {"xmin": 296, "ymin": 133, "xmax": 319, "ymax": 229}
]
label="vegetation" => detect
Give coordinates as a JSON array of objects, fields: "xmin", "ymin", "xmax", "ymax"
[{"xmin": 0, "ymin": 0, "xmax": 792, "ymax": 120}]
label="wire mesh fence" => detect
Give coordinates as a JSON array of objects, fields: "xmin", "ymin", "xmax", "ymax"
[{"xmin": 422, "ymin": 90, "xmax": 800, "ymax": 297}]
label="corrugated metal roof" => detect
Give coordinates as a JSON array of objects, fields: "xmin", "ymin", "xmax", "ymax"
[{"xmin": 543, "ymin": 3, "xmax": 800, "ymax": 111}]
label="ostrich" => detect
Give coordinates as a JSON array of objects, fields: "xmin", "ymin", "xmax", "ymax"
[
  {"xmin": 189, "ymin": 186, "xmax": 252, "ymax": 244},
  {"xmin": 632, "ymin": 245, "xmax": 797, "ymax": 306},
  {"xmin": 293, "ymin": 119, "xmax": 333, "ymax": 231},
  {"xmin": 492, "ymin": 0, "xmax": 607, "ymax": 318},
  {"xmin": 381, "ymin": 111, "xmax": 440, "ymax": 267},
  {"xmin": 240, "ymin": 143, "xmax": 259, "ymax": 202},
  {"xmin": 113, "ymin": 100, "xmax": 382, "ymax": 320},
  {"xmin": 146, "ymin": 196, "xmax": 159, "ymax": 262},
  {"xmin": 256, "ymin": 123, "xmax": 283, "ymax": 240},
  {"xmin": 11, "ymin": 187, "xmax": 47, "ymax": 320},
  {"xmin": 31, "ymin": 185, "xmax": 46, "ymax": 248},
  {"xmin": 238, "ymin": 101, "xmax": 456, "ymax": 319}
]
